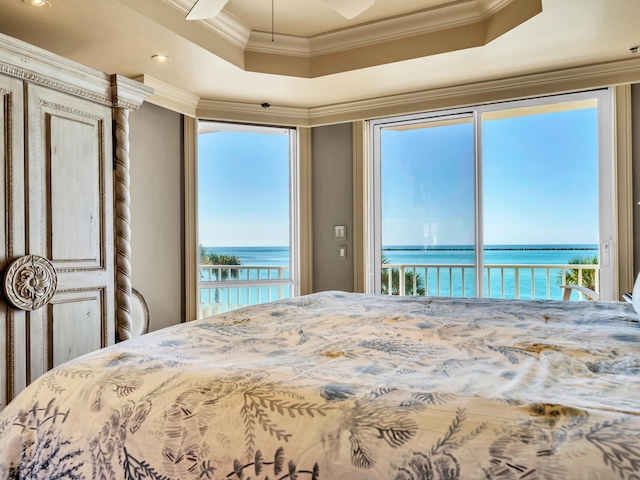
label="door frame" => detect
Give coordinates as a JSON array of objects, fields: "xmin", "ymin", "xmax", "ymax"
[{"xmin": 185, "ymin": 120, "xmax": 302, "ymax": 319}]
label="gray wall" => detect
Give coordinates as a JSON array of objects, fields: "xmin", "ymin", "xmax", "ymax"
[
  {"xmin": 633, "ymin": 84, "xmax": 640, "ymax": 278},
  {"xmin": 312, "ymin": 123, "xmax": 354, "ymax": 292},
  {"xmin": 129, "ymin": 102, "xmax": 184, "ymax": 331}
]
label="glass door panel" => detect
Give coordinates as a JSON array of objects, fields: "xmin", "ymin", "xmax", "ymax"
[
  {"xmin": 378, "ymin": 116, "xmax": 476, "ymax": 297},
  {"xmin": 196, "ymin": 122, "xmax": 295, "ymax": 317},
  {"xmin": 481, "ymin": 99, "xmax": 600, "ymax": 300}
]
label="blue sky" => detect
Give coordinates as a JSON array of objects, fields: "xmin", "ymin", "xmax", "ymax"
[
  {"xmin": 382, "ymin": 107, "xmax": 599, "ymax": 246},
  {"xmin": 198, "ymin": 106, "xmax": 599, "ymax": 248},
  {"xmin": 198, "ymin": 130, "xmax": 290, "ymax": 247}
]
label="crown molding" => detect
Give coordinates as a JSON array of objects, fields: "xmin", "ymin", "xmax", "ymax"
[
  {"xmin": 244, "ymin": 1, "xmax": 495, "ymax": 57},
  {"xmin": 246, "ymin": 31, "xmax": 311, "ymax": 57},
  {"xmin": 175, "ymin": 56, "xmax": 640, "ymax": 126},
  {"xmin": 197, "ymin": 99, "xmax": 310, "ymax": 126},
  {"xmin": 164, "ymin": 0, "xmax": 533, "ymax": 60},
  {"xmin": 112, "ymin": 75, "xmax": 155, "ymax": 110},
  {"xmin": 307, "ymin": 57, "xmax": 640, "ymax": 125},
  {"xmin": 134, "ymin": 75, "xmax": 200, "ymax": 117},
  {"xmin": 309, "ymin": 0, "xmax": 513, "ymax": 56}
]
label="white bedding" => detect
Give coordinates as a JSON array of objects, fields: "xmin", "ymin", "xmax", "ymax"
[{"xmin": 1, "ymin": 291, "xmax": 639, "ymax": 479}]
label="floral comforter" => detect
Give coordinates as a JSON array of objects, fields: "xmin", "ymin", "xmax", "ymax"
[{"xmin": 1, "ymin": 291, "xmax": 640, "ymax": 479}]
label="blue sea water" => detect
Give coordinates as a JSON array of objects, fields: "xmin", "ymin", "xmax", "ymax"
[
  {"xmin": 201, "ymin": 244, "xmax": 599, "ymax": 302},
  {"xmin": 203, "ymin": 246, "xmax": 291, "ymax": 266},
  {"xmin": 204, "ymin": 244, "xmax": 597, "ymax": 268},
  {"xmin": 382, "ymin": 244, "xmax": 598, "ymax": 266}
]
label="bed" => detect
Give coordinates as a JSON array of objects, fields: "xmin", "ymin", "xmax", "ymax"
[{"xmin": 1, "ymin": 290, "xmax": 639, "ymax": 479}]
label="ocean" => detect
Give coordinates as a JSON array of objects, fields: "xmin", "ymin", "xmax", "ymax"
[
  {"xmin": 203, "ymin": 244, "xmax": 598, "ymax": 267},
  {"xmin": 382, "ymin": 244, "xmax": 598, "ymax": 266},
  {"xmin": 201, "ymin": 244, "xmax": 599, "ymax": 303},
  {"xmin": 202, "ymin": 246, "xmax": 291, "ymax": 266}
]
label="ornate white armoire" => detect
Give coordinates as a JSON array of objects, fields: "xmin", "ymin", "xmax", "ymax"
[{"xmin": 0, "ymin": 33, "xmax": 152, "ymax": 409}]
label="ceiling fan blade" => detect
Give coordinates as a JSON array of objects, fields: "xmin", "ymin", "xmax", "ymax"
[
  {"xmin": 185, "ymin": 0, "xmax": 229, "ymax": 20},
  {"xmin": 321, "ymin": 0, "xmax": 375, "ymax": 19}
]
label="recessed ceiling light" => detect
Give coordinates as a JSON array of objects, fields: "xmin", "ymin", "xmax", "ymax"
[
  {"xmin": 23, "ymin": 0, "xmax": 50, "ymax": 7},
  {"xmin": 151, "ymin": 54, "xmax": 171, "ymax": 63}
]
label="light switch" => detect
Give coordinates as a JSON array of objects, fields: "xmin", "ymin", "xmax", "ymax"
[
  {"xmin": 338, "ymin": 245, "xmax": 347, "ymax": 259},
  {"xmin": 334, "ymin": 225, "xmax": 346, "ymax": 240}
]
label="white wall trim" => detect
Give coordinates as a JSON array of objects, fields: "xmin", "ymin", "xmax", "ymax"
[
  {"xmin": 197, "ymin": 99, "xmax": 310, "ymax": 126},
  {"xmin": 183, "ymin": 116, "xmax": 199, "ymax": 321},
  {"xmin": 134, "ymin": 75, "xmax": 200, "ymax": 117},
  {"xmin": 181, "ymin": 56, "xmax": 640, "ymax": 127},
  {"xmin": 308, "ymin": 57, "xmax": 640, "ymax": 124},
  {"xmin": 615, "ymin": 84, "xmax": 634, "ymax": 297}
]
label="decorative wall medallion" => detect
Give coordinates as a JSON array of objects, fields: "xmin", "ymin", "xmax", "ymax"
[{"xmin": 4, "ymin": 255, "xmax": 57, "ymax": 310}]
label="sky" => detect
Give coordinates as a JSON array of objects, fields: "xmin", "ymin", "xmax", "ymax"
[
  {"xmin": 198, "ymin": 129, "xmax": 290, "ymax": 247},
  {"xmin": 381, "ymin": 106, "xmax": 599, "ymax": 246},
  {"xmin": 198, "ymin": 104, "xmax": 600, "ymax": 249}
]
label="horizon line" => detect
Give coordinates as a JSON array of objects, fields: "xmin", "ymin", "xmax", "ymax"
[{"xmin": 202, "ymin": 243, "xmax": 599, "ymax": 250}]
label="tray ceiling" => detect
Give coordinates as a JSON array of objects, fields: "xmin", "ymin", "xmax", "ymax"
[{"xmin": 0, "ymin": 0, "xmax": 638, "ymax": 113}]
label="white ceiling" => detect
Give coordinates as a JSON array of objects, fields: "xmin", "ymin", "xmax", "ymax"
[{"xmin": 0, "ymin": 0, "xmax": 638, "ymax": 110}]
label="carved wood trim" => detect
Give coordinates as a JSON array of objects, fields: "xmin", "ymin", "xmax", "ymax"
[
  {"xmin": 111, "ymin": 74, "xmax": 154, "ymax": 111},
  {"xmin": 38, "ymin": 99, "xmax": 104, "ymax": 121},
  {"xmin": 3, "ymin": 255, "xmax": 57, "ymax": 310},
  {"xmin": 0, "ymin": 65, "xmax": 113, "ymax": 107},
  {"xmin": 113, "ymin": 108, "xmax": 132, "ymax": 341}
]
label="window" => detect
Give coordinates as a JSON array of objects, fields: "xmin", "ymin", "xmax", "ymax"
[
  {"xmin": 369, "ymin": 90, "xmax": 614, "ymax": 300},
  {"xmin": 196, "ymin": 121, "xmax": 299, "ymax": 317}
]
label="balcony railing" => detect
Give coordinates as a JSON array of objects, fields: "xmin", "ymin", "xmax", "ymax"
[
  {"xmin": 199, "ymin": 264, "xmax": 291, "ymax": 317},
  {"xmin": 198, "ymin": 262, "xmax": 599, "ymax": 317},
  {"xmin": 382, "ymin": 263, "xmax": 599, "ymax": 300}
]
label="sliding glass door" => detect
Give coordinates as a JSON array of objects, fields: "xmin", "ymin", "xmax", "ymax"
[
  {"xmin": 369, "ymin": 90, "xmax": 613, "ymax": 300},
  {"xmin": 375, "ymin": 115, "xmax": 477, "ymax": 297}
]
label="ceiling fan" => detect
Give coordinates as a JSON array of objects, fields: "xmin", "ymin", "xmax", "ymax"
[{"xmin": 185, "ymin": 0, "xmax": 375, "ymax": 21}]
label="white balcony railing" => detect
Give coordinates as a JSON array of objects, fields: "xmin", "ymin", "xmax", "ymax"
[
  {"xmin": 198, "ymin": 262, "xmax": 599, "ymax": 317},
  {"xmin": 199, "ymin": 264, "xmax": 291, "ymax": 317},
  {"xmin": 382, "ymin": 263, "xmax": 599, "ymax": 300}
]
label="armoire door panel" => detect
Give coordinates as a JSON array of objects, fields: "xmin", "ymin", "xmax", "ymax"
[
  {"xmin": 0, "ymin": 74, "xmax": 25, "ymax": 410},
  {"xmin": 26, "ymin": 87, "xmax": 114, "ymax": 301},
  {"xmin": 48, "ymin": 114, "xmax": 101, "ymax": 265},
  {"xmin": 22, "ymin": 83, "xmax": 115, "ymax": 393},
  {"xmin": 48, "ymin": 290, "xmax": 105, "ymax": 369},
  {"xmin": 27, "ymin": 84, "xmax": 113, "ymax": 272}
]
